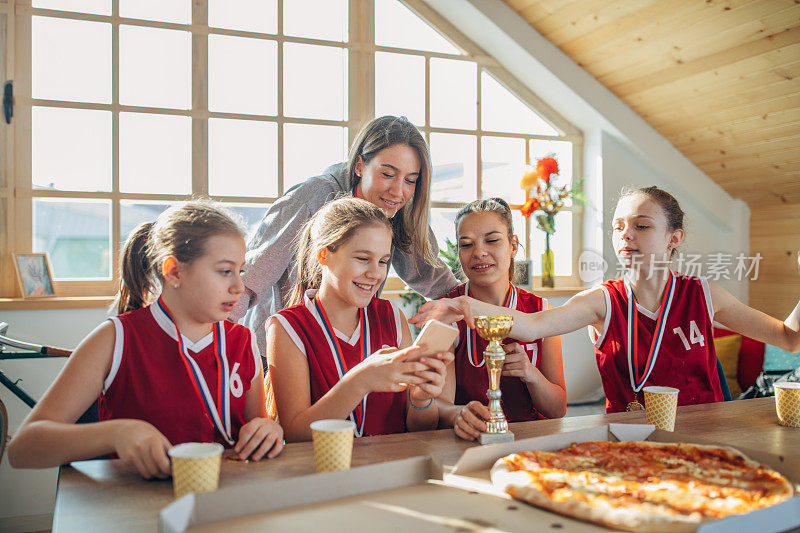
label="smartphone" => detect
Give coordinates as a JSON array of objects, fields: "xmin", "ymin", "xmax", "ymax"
[{"xmin": 411, "ymin": 319, "xmax": 458, "ymax": 360}]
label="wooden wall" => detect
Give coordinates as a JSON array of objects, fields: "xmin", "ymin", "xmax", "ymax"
[{"xmin": 750, "ymin": 204, "xmax": 800, "ymax": 319}]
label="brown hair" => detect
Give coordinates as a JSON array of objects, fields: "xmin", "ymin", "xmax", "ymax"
[
  {"xmin": 454, "ymin": 197, "xmax": 518, "ymax": 282},
  {"xmin": 619, "ymin": 186, "xmax": 685, "ymax": 257},
  {"xmin": 289, "ymin": 197, "xmax": 392, "ymax": 306},
  {"xmin": 346, "ymin": 115, "xmax": 436, "ymax": 264},
  {"xmin": 113, "ymin": 200, "xmax": 245, "ymax": 315}
]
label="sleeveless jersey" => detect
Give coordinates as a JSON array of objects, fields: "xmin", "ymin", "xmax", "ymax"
[
  {"xmin": 273, "ymin": 290, "xmax": 407, "ymax": 437},
  {"xmin": 590, "ymin": 274, "xmax": 723, "ymax": 413},
  {"xmin": 99, "ymin": 304, "xmax": 260, "ymax": 447},
  {"xmin": 445, "ymin": 283, "xmax": 547, "ymax": 422}
]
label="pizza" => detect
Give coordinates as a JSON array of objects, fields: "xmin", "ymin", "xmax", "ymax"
[{"xmin": 490, "ymin": 440, "xmax": 794, "ymax": 532}]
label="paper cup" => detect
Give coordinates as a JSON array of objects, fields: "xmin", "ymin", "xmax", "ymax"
[
  {"xmin": 643, "ymin": 386, "xmax": 679, "ymax": 432},
  {"xmin": 310, "ymin": 419, "xmax": 355, "ymax": 473},
  {"xmin": 168, "ymin": 442, "xmax": 224, "ymax": 498},
  {"xmin": 774, "ymin": 382, "xmax": 800, "ymax": 428}
]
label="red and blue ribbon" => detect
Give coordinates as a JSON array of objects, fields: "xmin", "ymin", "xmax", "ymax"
[
  {"xmin": 313, "ymin": 295, "xmax": 369, "ymax": 437},
  {"xmin": 625, "ymin": 271, "xmax": 676, "ymax": 393},
  {"xmin": 157, "ymin": 297, "xmax": 233, "ymax": 444}
]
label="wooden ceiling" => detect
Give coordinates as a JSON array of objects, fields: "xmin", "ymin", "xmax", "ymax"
[{"xmin": 502, "ymin": 0, "xmax": 800, "ymax": 206}]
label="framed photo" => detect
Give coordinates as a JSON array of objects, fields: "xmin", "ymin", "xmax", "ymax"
[
  {"xmin": 13, "ymin": 253, "xmax": 56, "ymax": 298},
  {"xmin": 515, "ymin": 259, "xmax": 533, "ymax": 290}
]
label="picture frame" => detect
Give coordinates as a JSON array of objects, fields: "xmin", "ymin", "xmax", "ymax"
[
  {"xmin": 13, "ymin": 253, "xmax": 56, "ymax": 298},
  {"xmin": 515, "ymin": 259, "xmax": 533, "ymax": 290}
]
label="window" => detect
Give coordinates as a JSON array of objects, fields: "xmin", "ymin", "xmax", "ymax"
[{"xmin": 1, "ymin": 0, "xmax": 581, "ymax": 299}]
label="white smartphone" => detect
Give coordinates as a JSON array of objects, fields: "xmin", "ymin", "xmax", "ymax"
[{"xmin": 411, "ymin": 319, "xmax": 458, "ymax": 360}]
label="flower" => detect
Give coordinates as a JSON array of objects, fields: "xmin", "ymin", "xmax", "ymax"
[
  {"xmin": 521, "ymin": 197, "xmax": 541, "ymax": 218},
  {"xmin": 536, "ymin": 157, "xmax": 559, "ymax": 182},
  {"xmin": 520, "ymin": 167, "xmax": 538, "ymax": 190}
]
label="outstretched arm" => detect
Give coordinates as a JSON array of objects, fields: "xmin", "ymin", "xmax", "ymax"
[{"xmin": 411, "ymin": 287, "xmax": 607, "ymax": 343}]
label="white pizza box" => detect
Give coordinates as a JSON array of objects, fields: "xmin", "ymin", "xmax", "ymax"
[
  {"xmin": 159, "ymin": 424, "xmax": 800, "ymax": 533},
  {"xmin": 445, "ymin": 423, "xmax": 800, "ymax": 533},
  {"xmin": 159, "ymin": 454, "xmax": 582, "ymax": 533}
]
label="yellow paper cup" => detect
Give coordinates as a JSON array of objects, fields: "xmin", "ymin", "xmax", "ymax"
[
  {"xmin": 644, "ymin": 386, "xmax": 679, "ymax": 432},
  {"xmin": 774, "ymin": 382, "xmax": 800, "ymax": 428},
  {"xmin": 168, "ymin": 442, "xmax": 224, "ymax": 499},
  {"xmin": 310, "ymin": 419, "xmax": 355, "ymax": 473}
]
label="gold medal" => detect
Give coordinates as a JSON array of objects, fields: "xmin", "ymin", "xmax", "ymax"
[
  {"xmin": 225, "ymin": 455, "xmax": 251, "ymax": 463},
  {"xmin": 626, "ymin": 401, "xmax": 645, "ymax": 412}
]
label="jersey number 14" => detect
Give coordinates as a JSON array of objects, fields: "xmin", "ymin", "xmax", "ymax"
[{"xmin": 673, "ymin": 321, "xmax": 706, "ymax": 351}]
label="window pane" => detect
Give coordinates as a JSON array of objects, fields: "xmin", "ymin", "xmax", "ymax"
[
  {"xmin": 33, "ymin": 107, "xmax": 111, "ymax": 192},
  {"xmin": 120, "ymin": 200, "xmax": 172, "ymax": 243},
  {"xmin": 209, "ymin": 0, "xmax": 277, "ymax": 34},
  {"xmin": 33, "ymin": 0, "xmax": 110, "ymax": 15},
  {"xmin": 32, "ymin": 17, "xmax": 111, "ymax": 103},
  {"xmin": 284, "ymin": 0, "xmax": 347, "ymax": 42},
  {"xmin": 283, "ymin": 124, "xmax": 347, "ymax": 191},
  {"xmin": 530, "ymin": 211, "xmax": 572, "ymax": 277},
  {"xmin": 429, "ymin": 133, "xmax": 476, "ymax": 203},
  {"xmin": 283, "ymin": 43, "xmax": 347, "ymax": 120},
  {"xmin": 481, "ymin": 136, "xmax": 526, "ymax": 204},
  {"xmin": 429, "ymin": 207, "xmax": 459, "ymax": 252},
  {"xmin": 430, "ymin": 58, "xmax": 476, "ymax": 130},
  {"xmin": 209, "ymin": 118, "xmax": 278, "ymax": 197},
  {"xmin": 222, "ymin": 203, "xmax": 270, "ymax": 242},
  {"xmin": 529, "ymin": 139, "xmax": 574, "ymax": 205},
  {"xmin": 481, "ymin": 72, "xmax": 558, "ymax": 136},
  {"xmin": 119, "ymin": 0, "xmax": 190, "ymax": 24},
  {"xmin": 120, "ymin": 113, "xmax": 191, "ymax": 194},
  {"xmin": 120, "ymin": 25, "xmax": 190, "ymax": 109},
  {"xmin": 374, "ymin": 52, "xmax": 424, "ymax": 126},
  {"xmin": 511, "ymin": 210, "xmax": 526, "ymax": 262},
  {"xmin": 375, "ymin": 0, "xmax": 460, "ymax": 54},
  {"xmin": 209, "ymin": 35, "xmax": 277, "ymax": 116},
  {"xmin": 33, "ymin": 198, "xmax": 111, "ymax": 279}
]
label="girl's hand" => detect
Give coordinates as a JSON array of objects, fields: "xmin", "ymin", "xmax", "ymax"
[
  {"xmin": 113, "ymin": 419, "xmax": 172, "ymax": 479},
  {"xmin": 234, "ymin": 417, "xmax": 284, "ymax": 461},
  {"xmin": 408, "ymin": 352, "xmax": 451, "ymax": 404},
  {"xmin": 410, "ymin": 296, "xmax": 474, "ymax": 328},
  {"xmin": 453, "ymin": 401, "xmax": 490, "ymax": 441},
  {"xmin": 351, "ymin": 345, "xmax": 429, "ymax": 394},
  {"xmin": 501, "ymin": 342, "xmax": 536, "ymax": 383}
]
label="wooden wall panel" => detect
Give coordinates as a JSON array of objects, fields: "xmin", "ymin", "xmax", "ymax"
[
  {"xmin": 502, "ymin": 0, "xmax": 800, "ymax": 206},
  {"xmin": 750, "ymin": 204, "xmax": 800, "ymax": 318}
]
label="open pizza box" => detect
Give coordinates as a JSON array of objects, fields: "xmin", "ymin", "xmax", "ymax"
[{"xmin": 159, "ymin": 424, "xmax": 800, "ymax": 533}]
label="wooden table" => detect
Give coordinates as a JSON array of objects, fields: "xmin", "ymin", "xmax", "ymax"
[{"xmin": 52, "ymin": 398, "xmax": 799, "ymax": 532}]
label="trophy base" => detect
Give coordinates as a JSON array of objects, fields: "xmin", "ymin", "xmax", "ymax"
[{"xmin": 479, "ymin": 431, "xmax": 515, "ymax": 445}]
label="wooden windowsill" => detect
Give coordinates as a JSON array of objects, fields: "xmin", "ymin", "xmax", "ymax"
[{"xmin": 0, "ymin": 296, "xmax": 115, "ymax": 310}]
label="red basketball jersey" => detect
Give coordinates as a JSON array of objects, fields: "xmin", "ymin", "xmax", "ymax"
[
  {"xmin": 444, "ymin": 283, "xmax": 547, "ymax": 422},
  {"xmin": 99, "ymin": 304, "xmax": 259, "ymax": 447},
  {"xmin": 272, "ymin": 290, "xmax": 407, "ymax": 437},
  {"xmin": 590, "ymin": 273, "xmax": 723, "ymax": 413}
]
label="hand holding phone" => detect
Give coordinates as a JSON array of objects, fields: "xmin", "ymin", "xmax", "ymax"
[{"xmin": 411, "ymin": 319, "xmax": 458, "ymax": 360}]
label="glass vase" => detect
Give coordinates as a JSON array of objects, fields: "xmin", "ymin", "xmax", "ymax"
[{"xmin": 541, "ymin": 233, "xmax": 554, "ymax": 288}]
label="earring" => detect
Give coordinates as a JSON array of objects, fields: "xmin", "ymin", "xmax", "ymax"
[{"xmin": 173, "ymin": 283, "xmax": 179, "ymax": 289}]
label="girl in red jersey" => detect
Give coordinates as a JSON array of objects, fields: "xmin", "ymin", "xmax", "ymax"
[
  {"xmin": 267, "ymin": 198, "xmax": 450, "ymax": 442},
  {"xmin": 437, "ymin": 198, "xmax": 566, "ymax": 440},
  {"xmin": 413, "ymin": 187, "xmax": 800, "ymax": 413},
  {"xmin": 8, "ymin": 201, "xmax": 284, "ymax": 478}
]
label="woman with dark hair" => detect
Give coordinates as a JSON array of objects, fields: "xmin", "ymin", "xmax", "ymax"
[{"xmin": 231, "ymin": 115, "xmax": 459, "ymax": 354}]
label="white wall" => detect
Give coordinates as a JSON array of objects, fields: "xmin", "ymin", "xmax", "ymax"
[{"xmin": 0, "ymin": 308, "xmax": 110, "ymax": 530}]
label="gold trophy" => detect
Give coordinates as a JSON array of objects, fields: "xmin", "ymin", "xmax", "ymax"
[{"xmin": 475, "ymin": 315, "xmax": 515, "ymax": 445}]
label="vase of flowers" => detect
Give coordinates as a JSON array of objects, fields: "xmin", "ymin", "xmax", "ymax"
[{"xmin": 518, "ymin": 156, "xmax": 584, "ymax": 288}]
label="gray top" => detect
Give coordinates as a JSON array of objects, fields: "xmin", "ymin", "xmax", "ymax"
[{"xmin": 230, "ymin": 162, "xmax": 460, "ymax": 355}]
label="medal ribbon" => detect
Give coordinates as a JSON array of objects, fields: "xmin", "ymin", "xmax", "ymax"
[
  {"xmin": 466, "ymin": 282, "xmax": 516, "ymax": 368},
  {"xmin": 625, "ymin": 271, "xmax": 676, "ymax": 394},
  {"xmin": 157, "ymin": 297, "xmax": 233, "ymax": 444},
  {"xmin": 313, "ymin": 296, "xmax": 369, "ymax": 437}
]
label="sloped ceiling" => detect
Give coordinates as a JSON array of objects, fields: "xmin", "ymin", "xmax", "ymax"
[{"xmin": 502, "ymin": 0, "xmax": 800, "ymax": 207}]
